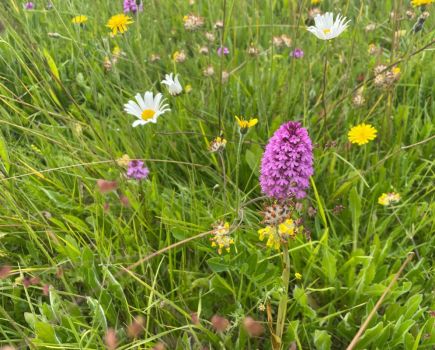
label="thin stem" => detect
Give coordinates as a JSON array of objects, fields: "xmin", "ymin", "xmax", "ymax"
[
  {"xmin": 275, "ymin": 243, "xmax": 291, "ymax": 349},
  {"xmin": 235, "ymin": 132, "xmax": 244, "ymax": 211},
  {"xmin": 218, "ymin": 151, "xmax": 227, "ymax": 212},
  {"xmin": 217, "ymin": 0, "xmax": 228, "ymax": 134},
  {"xmin": 321, "ymin": 43, "xmax": 329, "ymax": 133}
]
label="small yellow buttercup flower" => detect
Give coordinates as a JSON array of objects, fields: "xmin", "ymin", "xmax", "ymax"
[
  {"xmin": 411, "ymin": 0, "xmax": 433, "ymax": 7},
  {"xmin": 106, "ymin": 14, "xmax": 133, "ymax": 35},
  {"xmin": 295, "ymin": 272, "xmax": 302, "ymax": 280},
  {"xmin": 378, "ymin": 192, "xmax": 400, "ymax": 206},
  {"xmin": 72, "ymin": 15, "xmax": 88, "ymax": 25},
  {"xmin": 348, "ymin": 123, "xmax": 377, "ymax": 145}
]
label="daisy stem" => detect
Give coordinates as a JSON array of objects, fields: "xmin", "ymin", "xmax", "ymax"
[
  {"xmin": 275, "ymin": 243, "xmax": 290, "ymax": 349},
  {"xmin": 321, "ymin": 43, "xmax": 329, "ymax": 133}
]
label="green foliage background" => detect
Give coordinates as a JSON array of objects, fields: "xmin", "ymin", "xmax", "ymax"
[{"xmin": 0, "ymin": 0, "xmax": 434, "ymax": 349}]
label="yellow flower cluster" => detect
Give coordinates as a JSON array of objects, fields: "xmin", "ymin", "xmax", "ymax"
[
  {"xmin": 210, "ymin": 222, "xmax": 234, "ymax": 254},
  {"xmin": 258, "ymin": 218, "xmax": 297, "ymax": 250},
  {"xmin": 208, "ymin": 136, "xmax": 227, "ymax": 152},
  {"xmin": 378, "ymin": 192, "xmax": 401, "ymax": 206}
]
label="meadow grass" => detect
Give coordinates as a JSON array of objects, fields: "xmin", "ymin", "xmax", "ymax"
[{"xmin": 0, "ymin": 0, "xmax": 434, "ymax": 349}]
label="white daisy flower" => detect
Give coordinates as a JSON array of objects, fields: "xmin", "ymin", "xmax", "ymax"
[
  {"xmin": 124, "ymin": 91, "xmax": 170, "ymax": 127},
  {"xmin": 161, "ymin": 73, "xmax": 183, "ymax": 96},
  {"xmin": 307, "ymin": 12, "xmax": 350, "ymax": 40}
]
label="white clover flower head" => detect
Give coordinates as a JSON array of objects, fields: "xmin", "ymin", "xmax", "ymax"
[
  {"xmin": 124, "ymin": 91, "xmax": 170, "ymax": 127},
  {"xmin": 161, "ymin": 73, "xmax": 183, "ymax": 96},
  {"xmin": 307, "ymin": 12, "xmax": 350, "ymax": 40}
]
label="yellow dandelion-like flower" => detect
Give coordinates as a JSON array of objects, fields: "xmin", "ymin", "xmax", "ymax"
[
  {"xmin": 411, "ymin": 0, "xmax": 434, "ymax": 7},
  {"xmin": 348, "ymin": 123, "xmax": 377, "ymax": 145},
  {"xmin": 295, "ymin": 272, "xmax": 302, "ymax": 280},
  {"xmin": 72, "ymin": 15, "xmax": 88, "ymax": 25},
  {"xmin": 106, "ymin": 14, "xmax": 133, "ymax": 35},
  {"xmin": 311, "ymin": 0, "xmax": 321, "ymax": 4},
  {"xmin": 378, "ymin": 192, "xmax": 401, "ymax": 206},
  {"xmin": 235, "ymin": 116, "xmax": 258, "ymax": 133}
]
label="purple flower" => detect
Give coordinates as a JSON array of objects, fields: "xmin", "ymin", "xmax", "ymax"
[
  {"xmin": 260, "ymin": 121, "xmax": 313, "ymax": 199},
  {"xmin": 291, "ymin": 48, "xmax": 304, "ymax": 59},
  {"xmin": 127, "ymin": 160, "xmax": 149, "ymax": 180},
  {"xmin": 217, "ymin": 47, "xmax": 230, "ymax": 56},
  {"xmin": 24, "ymin": 2, "xmax": 35, "ymax": 9},
  {"xmin": 124, "ymin": 0, "xmax": 143, "ymax": 13}
]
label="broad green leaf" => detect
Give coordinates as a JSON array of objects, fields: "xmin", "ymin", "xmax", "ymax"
[
  {"xmin": 314, "ymin": 330, "xmax": 331, "ymax": 350},
  {"xmin": 35, "ymin": 321, "xmax": 60, "ymax": 343}
]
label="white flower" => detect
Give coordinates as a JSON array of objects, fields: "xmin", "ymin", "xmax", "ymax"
[
  {"xmin": 124, "ymin": 91, "xmax": 170, "ymax": 127},
  {"xmin": 307, "ymin": 12, "xmax": 350, "ymax": 40},
  {"xmin": 161, "ymin": 73, "xmax": 183, "ymax": 96}
]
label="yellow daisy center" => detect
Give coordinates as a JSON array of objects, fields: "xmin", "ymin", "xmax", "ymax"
[
  {"xmin": 323, "ymin": 28, "xmax": 331, "ymax": 34},
  {"xmin": 141, "ymin": 109, "xmax": 155, "ymax": 121}
]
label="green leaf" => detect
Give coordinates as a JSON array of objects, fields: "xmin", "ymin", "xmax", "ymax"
[
  {"xmin": 0, "ymin": 133, "xmax": 10, "ymax": 173},
  {"xmin": 349, "ymin": 186, "xmax": 362, "ymax": 250},
  {"xmin": 322, "ymin": 250, "xmax": 336, "ymax": 283},
  {"xmin": 34, "ymin": 321, "xmax": 60, "ymax": 343},
  {"xmin": 314, "ymin": 330, "xmax": 331, "ymax": 350},
  {"xmin": 43, "ymin": 49, "xmax": 60, "ymax": 81},
  {"xmin": 207, "ymin": 256, "xmax": 233, "ymax": 273},
  {"xmin": 87, "ymin": 297, "xmax": 108, "ymax": 331}
]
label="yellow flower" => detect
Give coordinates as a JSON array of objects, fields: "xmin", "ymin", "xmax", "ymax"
[
  {"xmin": 258, "ymin": 219, "xmax": 297, "ymax": 250},
  {"xmin": 392, "ymin": 67, "xmax": 401, "ymax": 75},
  {"xmin": 208, "ymin": 136, "xmax": 227, "ymax": 152},
  {"xmin": 116, "ymin": 154, "xmax": 131, "ymax": 168},
  {"xmin": 378, "ymin": 192, "xmax": 401, "ymax": 206},
  {"xmin": 235, "ymin": 116, "xmax": 258, "ymax": 133},
  {"xmin": 311, "ymin": 0, "xmax": 321, "ymax": 4},
  {"xmin": 112, "ymin": 45, "xmax": 121, "ymax": 57},
  {"xmin": 210, "ymin": 221, "xmax": 234, "ymax": 254},
  {"xmin": 295, "ymin": 272, "xmax": 302, "ymax": 280},
  {"xmin": 72, "ymin": 15, "xmax": 88, "ymax": 25},
  {"xmin": 411, "ymin": 0, "xmax": 433, "ymax": 7},
  {"xmin": 106, "ymin": 14, "xmax": 133, "ymax": 35},
  {"xmin": 348, "ymin": 123, "xmax": 377, "ymax": 145},
  {"xmin": 185, "ymin": 84, "xmax": 192, "ymax": 93},
  {"xmin": 172, "ymin": 50, "xmax": 187, "ymax": 63}
]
